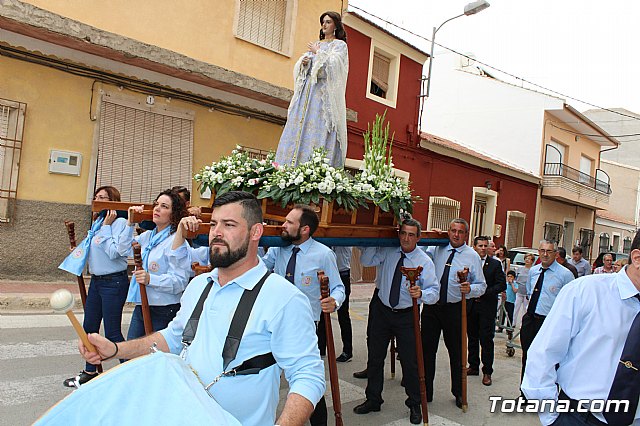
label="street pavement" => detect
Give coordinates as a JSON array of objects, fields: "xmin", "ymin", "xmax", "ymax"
[{"xmin": 0, "ymin": 281, "xmax": 540, "ymax": 425}]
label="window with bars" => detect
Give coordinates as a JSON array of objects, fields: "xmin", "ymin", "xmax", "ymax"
[
  {"xmin": 370, "ymin": 52, "xmax": 391, "ymax": 98},
  {"xmin": 543, "ymin": 222, "xmax": 563, "ymax": 244},
  {"xmin": 235, "ymin": 0, "xmax": 294, "ymax": 54},
  {"xmin": 623, "ymin": 237, "xmax": 632, "ymax": 254},
  {"xmin": 505, "ymin": 211, "xmax": 526, "ymax": 249},
  {"xmin": 598, "ymin": 233, "xmax": 610, "ymax": 254},
  {"xmin": 579, "ymin": 228, "xmax": 594, "ymax": 258},
  {"xmin": 95, "ymin": 96, "xmax": 194, "ymax": 203},
  {"xmin": 426, "ymin": 196, "xmax": 460, "ymax": 231},
  {"xmin": 0, "ymin": 98, "xmax": 26, "ymax": 223}
]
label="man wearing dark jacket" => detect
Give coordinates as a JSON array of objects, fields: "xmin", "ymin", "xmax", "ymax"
[{"xmin": 467, "ymin": 236, "xmax": 506, "ymax": 386}]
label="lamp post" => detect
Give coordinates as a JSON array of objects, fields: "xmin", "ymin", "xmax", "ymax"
[{"xmin": 424, "ymin": 0, "xmax": 490, "ymax": 98}]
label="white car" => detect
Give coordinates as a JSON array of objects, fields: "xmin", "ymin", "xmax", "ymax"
[{"xmin": 508, "ymin": 247, "xmax": 539, "ymax": 277}]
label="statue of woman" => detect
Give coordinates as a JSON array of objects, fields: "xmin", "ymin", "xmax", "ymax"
[{"xmin": 275, "ymin": 11, "xmax": 349, "ymax": 168}]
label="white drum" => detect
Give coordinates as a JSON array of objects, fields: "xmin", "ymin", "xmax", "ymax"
[{"xmin": 35, "ymin": 351, "xmax": 241, "ymax": 426}]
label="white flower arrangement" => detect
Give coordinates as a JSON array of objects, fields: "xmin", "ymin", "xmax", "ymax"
[
  {"xmin": 194, "ymin": 146, "xmax": 276, "ymax": 196},
  {"xmin": 354, "ymin": 112, "xmax": 417, "ymax": 217},
  {"xmin": 193, "ymin": 115, "xmax": 418, "ymax": 218},
  {"xmin": 258, "ymin": 148, "xmax": 363, "ymax": 211}
]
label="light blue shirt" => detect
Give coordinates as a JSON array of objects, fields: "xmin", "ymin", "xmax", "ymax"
[
  {"xmin": 425, "ymin": 243, "xmax": 486, "ymax": 302},
  {"xmin": 522, "ymin": 268, "xmax": 640, "ymax": 425},
  {"xmin": 119, "ymin": 226, "xmax": 191, "ymax": 306},
  {"xmin": 160, "ymin": 260, "xmax": 325, "ymax": 426},
  {"xmin": 526, "ymin": 261, "xmax": 574, "ymax": 316},
  {"xmin": 332, "ymin": 246, "xmax": 352, "ymax": 272},
  {"xmin": 505, "ymin": 279, "xmax": 517, "ymax": 303},
  {"xmin": 263, "ymin": 238, "xmax": 345, "ymax": 320},
  {"xmin": 360, "ymin": 246, "xmax": 440, "ymax": 308},
  {"xmin": 567, "ymin": 257, "xmax": 592, "ymax": 277},
  {"xmin": 87, "ymin": 217, "xmax": 129, "ymax": 276}
]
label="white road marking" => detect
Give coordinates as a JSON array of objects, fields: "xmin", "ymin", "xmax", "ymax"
[
  {"xmin": 0, "ymin": 313, "xmax": 131, "ymax": 329},
  {"xmin": 0, "ymin": 374, "xmax": 69, "ymax": 406},
  {"xmin": 0, "ymin": 340, "xmax": 78, "ymax": 360}
]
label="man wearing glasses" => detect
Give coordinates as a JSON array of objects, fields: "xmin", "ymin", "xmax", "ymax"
[{"xmin": 520, "ymin": 240, "xmax": 574, "ymax": 383}]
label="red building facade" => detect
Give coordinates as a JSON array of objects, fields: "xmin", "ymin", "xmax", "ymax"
[{"xmin": 343, "ymin": 12, "xmax": 537, "ymax": 248}]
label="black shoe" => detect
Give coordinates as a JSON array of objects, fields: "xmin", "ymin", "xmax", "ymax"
[
  {"xmin": 353, "ymin": 400, "xmax": 381, "ymax": 414},
  {"xmin": 466, "ymin": 367, "xmax": 480, "ymax": 376},
  {"xmin": 409, "ymin": 405, "xmax": 422, "ymax": 424},
  {"xmin": 63, "ymin": 370, "xmax": 98, "ymax": 388},
  {"xmin": 336, "ymin": 352, "xmax": 353, "ymax": 363},
  {"xmin": 353, "ymin": 368, "xmax": 368, "ymax": 379},
  {"xmin": 455, "ymin": 395, "xmax": 463, "ymax": 409}
]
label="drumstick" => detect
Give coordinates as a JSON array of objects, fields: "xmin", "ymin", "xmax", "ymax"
[
  {"xmin": 50, "ymin": 289, "xmax": 96, "ymax": 353},
  {"xmin": 457, "ymin": 266, "xmax": 470, "ymax": 413},
  {"xmin": 132, "ymin": 242, "xmax": 153, "ymax": 335},
  {"xmin": 401, "ymin": 266, "xmax": 429, "ymax": 426},
  {"xmin": 317, "ymin": 271, "xmax": 343, "ymax": 426}
]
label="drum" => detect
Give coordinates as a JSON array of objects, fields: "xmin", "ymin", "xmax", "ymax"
[{"xmin": 35, "ymin": 351, "xmax": 241, "ymax": 425}]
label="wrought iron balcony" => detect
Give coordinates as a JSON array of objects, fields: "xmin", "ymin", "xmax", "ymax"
[{"xmin": 543, "ymin": 162, "xmax": 611, "ymax": 194}]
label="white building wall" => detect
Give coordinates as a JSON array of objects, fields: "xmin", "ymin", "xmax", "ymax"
[{"xmin": 423, "ymin": 51, "xmax": 565, "ymax": 177}]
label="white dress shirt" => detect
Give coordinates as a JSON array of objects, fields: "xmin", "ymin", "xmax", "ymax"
[{"xmin": 522, "ymin": 267, "xmax": 640, "ymax": 425}]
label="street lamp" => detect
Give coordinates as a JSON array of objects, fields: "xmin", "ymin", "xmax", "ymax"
[{"xmin": 424, "ymin": 0, "xmax": 490, "ymax": 98}]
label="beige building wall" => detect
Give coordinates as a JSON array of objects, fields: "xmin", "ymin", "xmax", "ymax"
[
  {"xmin": 22, "ymin": 0, "xmax": 343, "ymax": 90},
  {"xmin": 600, "ymin": 160, "xmax": 640, "ymax": 221},
  {"xmin": 541, "ymin": 113, "xmax": 602, "ymax": 173},
  {"xmin": 533, "ymin": 198, "xmax": 594, "ymax": 248}
]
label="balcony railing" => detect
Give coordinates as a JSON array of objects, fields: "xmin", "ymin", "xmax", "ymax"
[{"xmin": 543, "ymin": 162, "xmax": 611, "ymax": 194}]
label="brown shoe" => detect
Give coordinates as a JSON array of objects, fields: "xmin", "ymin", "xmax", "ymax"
[
  {"xmin": 482, "ymin": 374, "xmax": 492, "ymax": 386},
  {"xmin": 466, "ymin": 367, "xmax": 479, "ymax": 376}
]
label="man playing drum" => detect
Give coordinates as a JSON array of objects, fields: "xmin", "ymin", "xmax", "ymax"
[{"xmin": 79, "ymin": 191, "xmax": 326, "ymax": 426}]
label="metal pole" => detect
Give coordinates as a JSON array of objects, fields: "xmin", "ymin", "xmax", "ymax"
[{"xmin": 425, "ymin": 26, "xmax": 437, "ymax": 99}]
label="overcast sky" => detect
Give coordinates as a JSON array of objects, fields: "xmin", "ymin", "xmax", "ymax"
[{"xmin": 348, "ymin": 0, "xmax": 640, "ymax": 118}]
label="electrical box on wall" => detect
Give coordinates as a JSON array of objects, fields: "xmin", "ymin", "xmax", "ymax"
[
  {"xmin": 493, "ymin": 224, "xmax": 502, "ymax": 238},
  {"xmin": 49, "ymin": 150, "xmax": 82, "ymax": 176}
]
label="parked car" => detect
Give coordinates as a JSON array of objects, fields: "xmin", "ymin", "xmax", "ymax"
[
  {"xmin": 592, "ymin": 252, "xmax": 629, "ymax": 272},
  {"xmin": 507, "ymin": 247, "xmax": 539, "ymax": 276}
]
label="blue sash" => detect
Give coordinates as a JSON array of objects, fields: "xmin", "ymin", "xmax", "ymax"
[
  {"xmin": 58, "ymin": 217, "xmax": 105, "ymax": 276},
  {"xmin": 126, "ymin": 227, "xmax": 171, "ymax": 304}
]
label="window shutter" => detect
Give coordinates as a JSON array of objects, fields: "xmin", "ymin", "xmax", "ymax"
[
  {"xmin": 371, "ymin": 52, "xmax": 391, "ymax": 92},
  {"xmin": 237, "ymin": 0, "xmax": 287, "ymax": 52},
  {"xmin": 96, "ymin": 99, "xmax": 193, "ymax": 203},
  {"xmin": 427, "ymin": 196, "xmax": 461, "ymax": 231},
  {"xmin": 506, "ymin": 212, "xmax": 525, "ymax": 248}
]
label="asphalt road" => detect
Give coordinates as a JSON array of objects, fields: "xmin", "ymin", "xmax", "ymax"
[{"xmin": 0, "ymin": 302, "xmax": 540, "ymax": 425}]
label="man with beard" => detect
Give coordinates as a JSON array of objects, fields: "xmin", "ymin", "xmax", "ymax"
[
  {"xmin": 263, "ymin": 204, "xmax": 345, "ymax": 426},
  {"xmin": 79, "ymin": 191, "xmax": 325, "ymax": 426}
]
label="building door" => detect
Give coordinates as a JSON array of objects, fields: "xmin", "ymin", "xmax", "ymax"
[
  {"xmin": 471, "ymin": 195, "xmax": 487, "ymax": 240},
  {"xmin": 563, "ymin": 220, "xmax": 575, "ymax": 252}
]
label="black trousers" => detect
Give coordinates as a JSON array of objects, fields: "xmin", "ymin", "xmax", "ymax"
[
  {"xmin": 309, "ymin": 396, "xmax": 327, "ymax": 426},
  {"xmin": 365, "ymin": 295, "xmax": 421, "ymax": 408},
  {"xmin": 467, "ymin": 299, "xmax": 496, "ymax": 375},
  {"xmin": 421, "ymin": 301, "xmax": 462, "ymax": 399},
  {"xmin": 317, "ymin": 270, "xmax": 353, "ymax": 355},
  {"xmin": 520, "ymin": 312, "xmax": 546, "ymax": 381}
]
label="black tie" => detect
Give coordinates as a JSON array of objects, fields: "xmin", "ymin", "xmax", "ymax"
[
  {"xmin": 438, "ymin": 248, "xmax": 456, "ymax": 304},
  {"xmin": 604, "ymin": 294, "xmax": 640, "ymax": 425},
  {"xmin": 285, "ymin": 246, "xmax": 300, "ymax": 284},
  {"xmin": 389, "ymin": 252, "xmax": 406, "ymax": 307},
  {"xmin": 527, "ymin": 268, "xmax": 548, "ymax": 315}
]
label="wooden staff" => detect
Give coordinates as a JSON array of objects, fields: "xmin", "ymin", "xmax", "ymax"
[
  {"xmin": 64, "ymin": 221, "xmax": 88, "ymax": 307},
  {"xmin": 62, "ymin": 222, "xmax": 103, "ymax": 373},
  {"xmin": 457, "ymin": 266, "xmax": 470, "ymax": 413},
  {"xmin": 390, "ymin": 337, "xmax": 396, "ymax": 379},
  {"xmin": 317, "ymin": 271, "xmax": 343, "ymax": 426},
  {"xmin": 132, "ymin": 241, "xmax": 153, "ymax": 335},
  {"xmin": 400, "ymin": 265, "xmax": 429, "ymax": 426}
]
